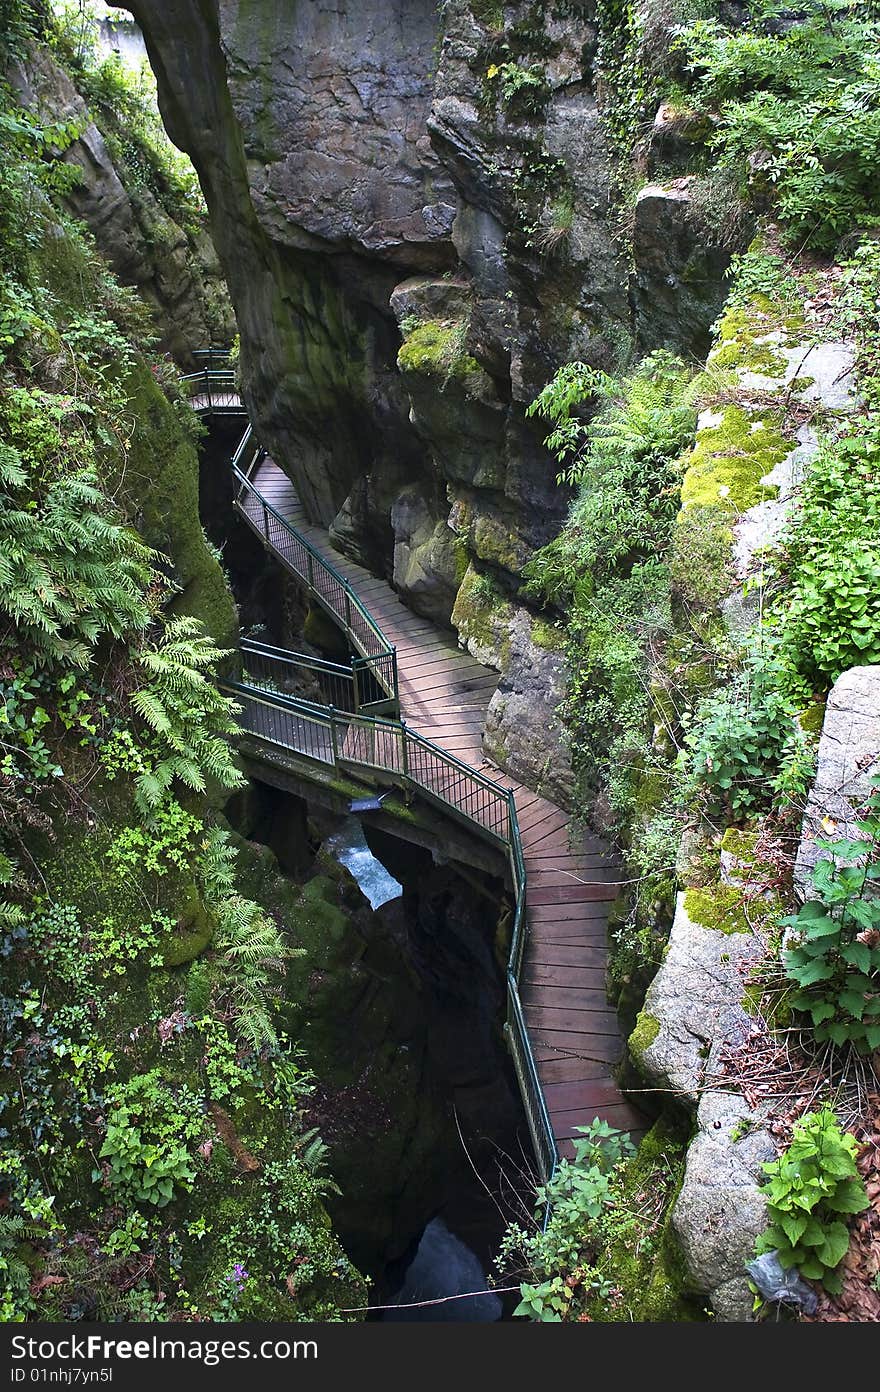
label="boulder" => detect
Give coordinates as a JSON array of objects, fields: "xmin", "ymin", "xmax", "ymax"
[
  {"xmin": 634, "ymin": 892, "xmax": 772, "ymax": 1320},
  {"xmin": 482, "ymin": 609, "xmax": 574, "ymax": 809},
  {"xmin": 795, "ymin": 665, "xmax": 880, "ymax": 894},
  {"xmin": 632, "ymin": 179, "xmax": 739, "ymax": 356},
  {"xmin": 391, "ymin": 486, "xmax": 460, "ymax": 626}
]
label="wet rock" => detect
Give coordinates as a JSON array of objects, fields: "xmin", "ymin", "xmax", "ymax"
[
  {"xmin": 391, "ymin": 486, "xmax": 460, "ymax": 626},
  {"xmin": 645, "ymin": 102, "xmax": 713, "ymax": 176},
  {"xmin": 9, "ymin": 43, "xmax": 232, "ymax": 363},
  {"xmin": 632, "ymin": 179, "xmax": 739, "ymax": 355},
  {"xmin": 224, "ymin": 0, "xmax": 457, "ymax": 267}
]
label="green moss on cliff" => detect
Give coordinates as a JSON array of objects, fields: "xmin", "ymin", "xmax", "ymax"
[
  {"xmin": 585, "ymin": 1118, "xmax": 703, "ymax": 1322},
  {"xmin": 450, "ymin": 564, "xmax": 514, "ymax": 668},
  {"xmin": 398, "ymin": 318, "xmax": 483, "ymax": 392},
  {"xmin": 684, "ymin": 883, "xmax": 781, "ymax": 935},
  {"xmin": 679, "ymin": 406, "xmax": 789, "ymax": 512},
  {"xmin": 115, "ymin": 363, "xmax": 239, "ymax": 656}
]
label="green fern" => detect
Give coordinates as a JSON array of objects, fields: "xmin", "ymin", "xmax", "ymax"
[
  {"xmin": 211, "ymin": 894, "xmax": 296, "ymax": 1051},
  {"xmin": 0, "ymin": 445, "xmax": 155, "ymax": 665},
  {"xmin": 130, "ymin": 615, "xmax": 245, "ymax": 814},
  {"xmin": 523, "ymin": 351, "xmax": 696, "ymax": 599}
]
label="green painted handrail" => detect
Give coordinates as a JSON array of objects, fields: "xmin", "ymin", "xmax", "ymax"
[
  {"xmin": 190, "ymin": 352, "xmax": 557, "ymax": 1184},
  {"xmin": 231, "ymin": 432, "xmax": 399, "ymax": 715},
  {"xmin": 220, "ymin": 671, "xmax": 558, "ymax": 1184}
]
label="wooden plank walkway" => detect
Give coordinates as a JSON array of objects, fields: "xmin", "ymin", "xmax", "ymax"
[{"xmin": 247, "ymin": 455, "xmax": 644, "ymax": 1159}]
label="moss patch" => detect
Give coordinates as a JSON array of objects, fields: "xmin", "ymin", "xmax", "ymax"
[
  {"xmin": 680, "ymin": 405, "xmax": 790, "ymax": 512},
  {"xmin": 720, "ymin": 827, "xmax": 758, "ymax": 858},
  {"xmin": 587, "ymin": 1117, "xmax": 704, "ymax": 1322},
  {"xmin": 397, "ymin": 318, "xmax": 485, "ymax": 396},
  {"xmin": 629, "ymin": 1009, "xmax": 660, "ymax": 1058},
  {"xmin": 684, "ymin": 882, "xmax": 781, "ymax": 935},
  {"xmin": 116, "ymin": 362, "xmax": 239, "ymax": 657},
  {"xmin": 159, "ymin": 887, "xmax": 216, "ymax": 967},
  {"xmin": 450, "ymin": 563, "xmax": 514, "ymax": 668},
  {"xmin": 798, "ymin": 700, "xmax": 826, "ymax": 736},
  {"xmin": 670, "ymin": 502, "xmax": 735, "ymax": 610},
  {"xmin": 530, "ymin": 616, "xmax": 566, "ymax": 652}
]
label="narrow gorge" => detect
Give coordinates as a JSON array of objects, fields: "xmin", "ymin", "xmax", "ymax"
[{"xmin": 1, "ymin": 0, "xmax": 879, "ymax": 1334}]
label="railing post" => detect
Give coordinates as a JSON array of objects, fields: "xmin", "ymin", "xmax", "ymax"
[
  {"xmin": 400, "ymin": 720, "xmax": 409, "ymax": 791},
  {"xmin": 328, "ymin": 706, "xmax": 340, "ymax": 768},
  {"xmin": 307, "ymin": 551, "xmax": 314, "ymax": 590},
  {"xmin": 391, "ymin": 646, "xmax": 399, "ymax": 714},
  {"xmin": 344, "ymin": 589, "xmax": 352, "ymax": 632},
  {"xmin": 352, "ymin": 658, "xmax": 361, "ymax": 715}
]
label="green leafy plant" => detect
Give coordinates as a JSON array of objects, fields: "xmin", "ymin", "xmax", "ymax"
[
  {"xmin": 0, "ymin": 444, "xmax": 154, "ymax": 667},
  {"xmin": 677, "ymin": 2, "xmax": 880, "ymax": 249},
  {"xmin": 755, "ymin": 1107, "xmax": 868, "ymax": 1294},
  {"xmin": 781, "ymin": 778, "xmax": 880, "ymax": 1053},
  {"xmin": 486, "ymin": 60, "xmax": 551, "ymax": 114},
  {"xmin": 93, "ymin": 1071, "xmax": 202, "ymax": 1208},
  {"xmin": 130, "ymin": 615, "xmax": 244, "ymax": 813},
  {"xmin": 683, "ymin": 650, "xmax": 809, "ymax": 820},
  {"xmin": 498, "ymin": 1119, "xmax": 634, "ymax": 1321},
  {"xmin": 772, "ymin": 431, "xmax": 880, "ymax": 688}
]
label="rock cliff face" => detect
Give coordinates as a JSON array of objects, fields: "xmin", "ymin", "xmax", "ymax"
[
  {"xmin": 123, "ymin": 0, "xmax": 731, "ymax": 791},
  {"xmin": 9, "ymin": 43, "xmax": 233, "ymax": 366}
]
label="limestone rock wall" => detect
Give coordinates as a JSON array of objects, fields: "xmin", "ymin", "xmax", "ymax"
[
  {"xmin": 10, "ymin": 43, "xmax": 233, "ymax": 366},
  {"xmin": 123, "ymin": 1, "xmax": 731, "ymax": 605}
]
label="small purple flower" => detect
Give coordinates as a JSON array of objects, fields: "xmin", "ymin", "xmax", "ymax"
[{"xmin": 228, "ymin": 1262, "xmax": 249, "ymax": 1293}]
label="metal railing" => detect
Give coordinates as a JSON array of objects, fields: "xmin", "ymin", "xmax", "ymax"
[
  {"xmin": 182, "ymin": 353, "xmax": 242, "ymax": 415},
  {"xmin": 189, "ymin": 350, "xmax": 557, "ymax": 1183},
  {"xmin": 222, "ymin": 673, "xmax": 557, "ymax": 1183},
  {"xmin": 232, "ymin": 428, "xmax": 398, "ymax": 716}
]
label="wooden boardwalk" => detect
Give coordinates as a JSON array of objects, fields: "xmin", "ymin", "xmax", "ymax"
[{"xmin": 247, "ymin": 456, "xmax": 644, "ymax": 1158}]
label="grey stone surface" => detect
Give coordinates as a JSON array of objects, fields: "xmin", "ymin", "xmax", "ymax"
[
  {"xmin": 390, "ymin": 486, "xmax": 459, "ymax": 626},
  {"xmin": 795, "ymin": 665, "xmax": 880, "ymax": 894},
  {"xmin": 482, "ymin": 609, "xmax": 574, "ymax": 810},
  {"xmin": 220, "ymin": 0, "xmax": 457, "ymax": 265},
  {"xmin": 673, "ymin": 1081, "xmax": 776, "ymax": 1322},
  {"xmin": 632, "ymin": 179, "xmax": 741, "ymax": 355},
  {"xmin": 738, "ymin": 339, "xmax": 858, "ymax": 410},
  {"xmin": 731, "ymin": 426, "xmax": 818, "ymax": 582},
  {"xmin": 640, "ymin": 892, "xmax": 764, "ymax": 1099},
  {"xmin": 639, "ymin": 892, "xmax": 772, "ymax": 1321}
]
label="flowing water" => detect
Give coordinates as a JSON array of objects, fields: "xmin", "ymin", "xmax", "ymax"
[
  {"xmin": 324, "ymin": 815, "xmax": 403, "ymax": 908},
  {"xmin": 382, "ymin": 1218, "xmax": 503, "ymax": 1322}
]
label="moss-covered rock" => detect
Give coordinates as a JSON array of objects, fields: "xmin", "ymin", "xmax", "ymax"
[
  {"xmin": 160, "ymin": 887, "xmax": 216, "ymax": 967},
  {"xmin": 588, "ymin": 1118, "xmax": 704, "ymax": 1322},
  {"xmin": 116, "ymin": 361, "xmax": 239, "ymax": 658},
  {"xmin": 629, "ymin": 1008, "xmax": 660, "ymax": 1059},
  {"xmin": 683, "ymin": 882, "xmax": 781, "ymax": 936},
  {"xmin": 450, "ymin": 563, "xmax": 514, "ymax": 670},
  {"xmin": 397, "ymin": 318, "xmax": 485, "ymax": 396},
  {"xmin": 679, "ymin": 405, "xmax": 790, "ymax": 512}
]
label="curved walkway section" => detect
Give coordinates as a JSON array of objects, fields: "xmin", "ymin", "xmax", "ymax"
[{"xmin": 189, "ymin": 369, "xmax": 644, "ymax": 1173}]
